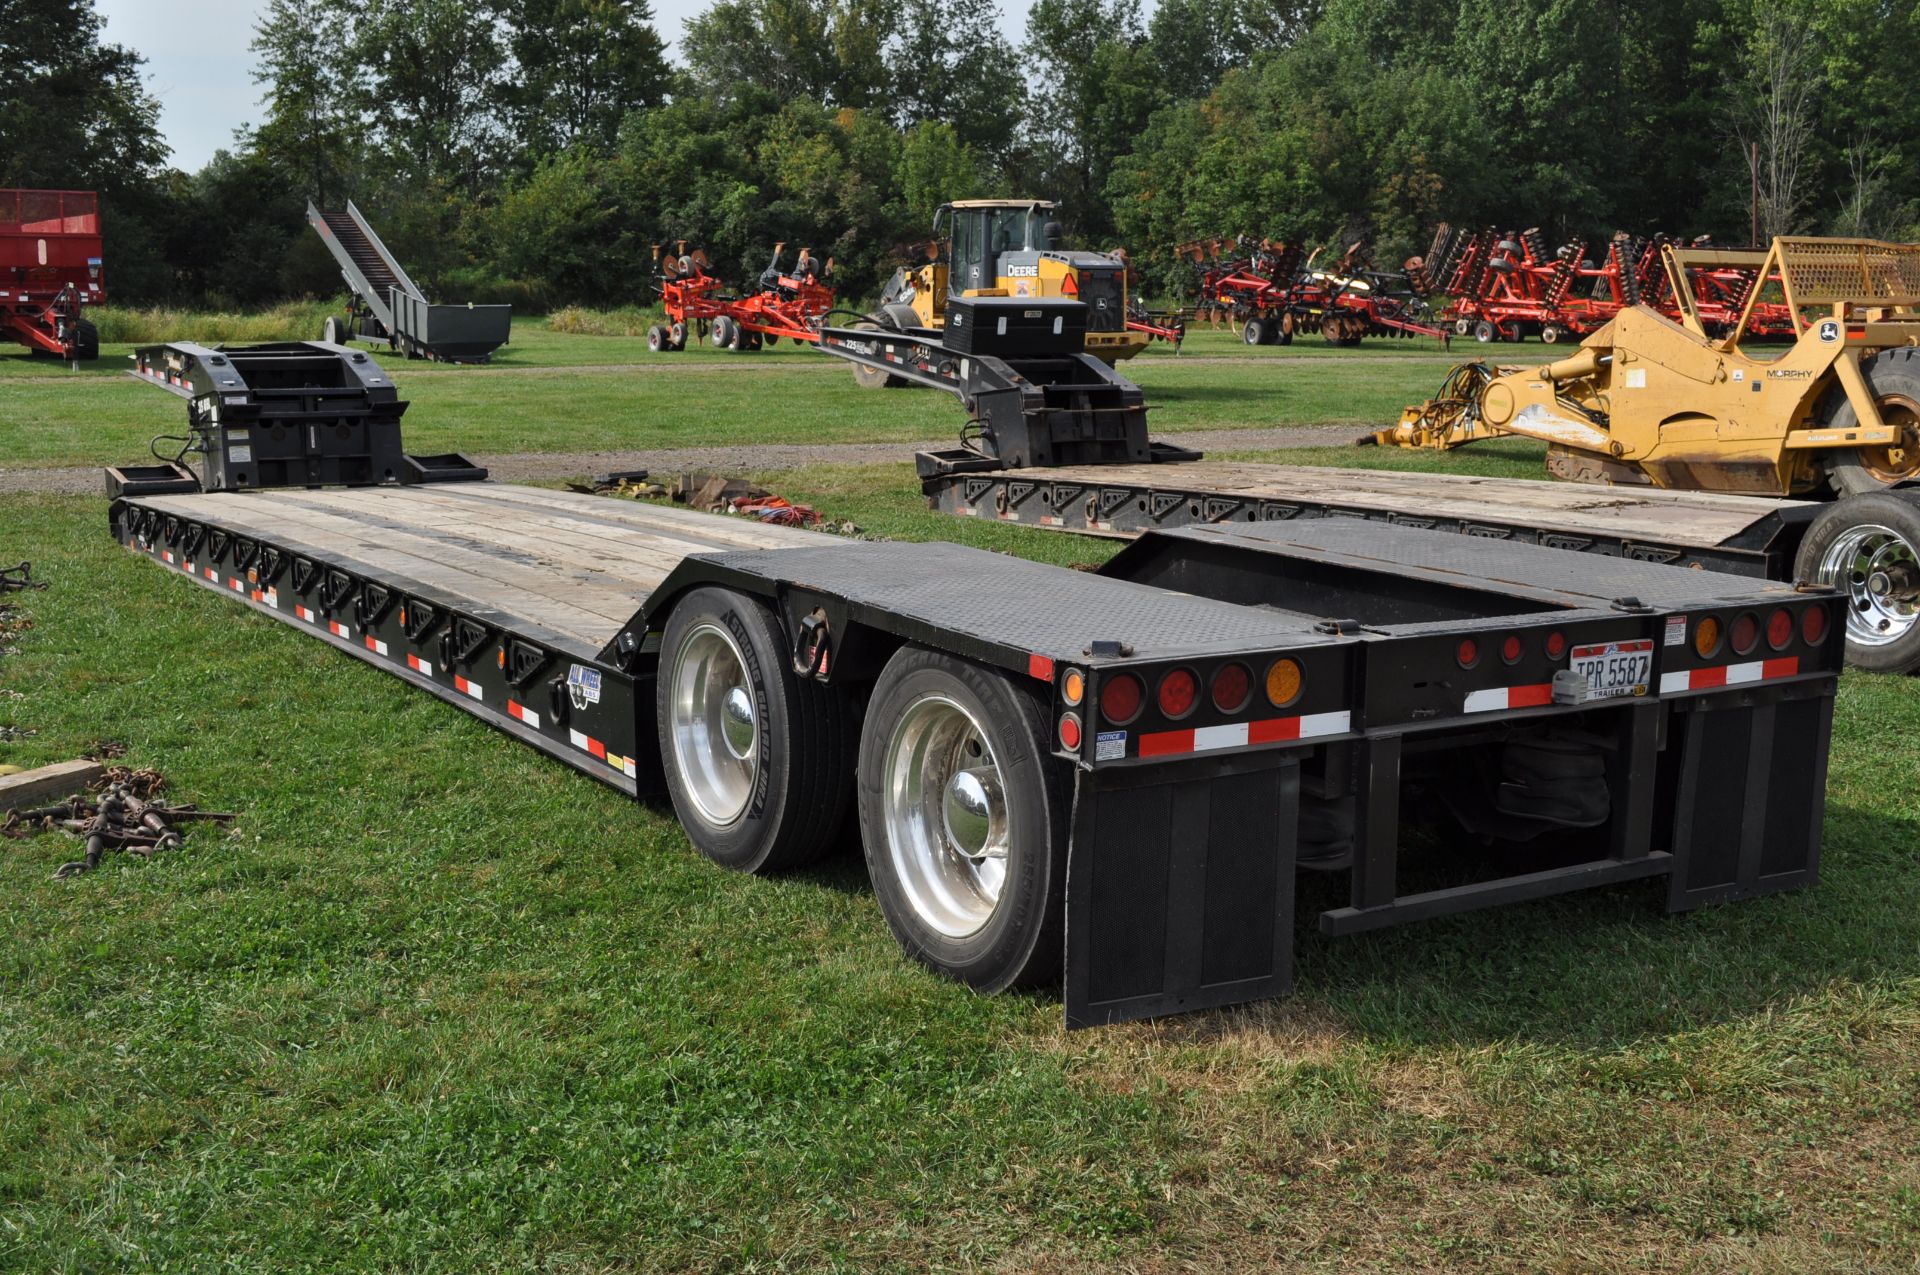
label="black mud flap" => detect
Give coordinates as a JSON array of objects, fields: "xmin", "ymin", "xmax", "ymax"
[
  {"xmin": 1064, "ymin": 752, "xmax": 1299, "ymax": 1028},
  {"xmin": 1666, "ymin": 682, "xmax": 1834, "ymax": 912}
]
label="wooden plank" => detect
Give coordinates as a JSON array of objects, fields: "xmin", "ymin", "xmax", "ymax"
[
  {"xmin": 0, "ymin": 760, "xmax": 105, "ymax": 811},
  {"xmin": 1035, "ymin": 462, "xmax": 1806, "ymax": 546}
]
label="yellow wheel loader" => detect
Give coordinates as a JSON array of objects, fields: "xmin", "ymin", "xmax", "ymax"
[
  {"xmin": 1371, "ymin": 236, "xmax": 1920, "ymax": 671},
  {"xmin": 858, "ymin": 200, "xmax": 1148, "ymax": 375}
]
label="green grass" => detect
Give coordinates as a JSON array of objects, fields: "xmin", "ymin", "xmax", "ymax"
[
  {"xmin": 4, "ymin": 343, "xmax": 1919, "ymax": 1270},
  {"xmin": 0, "ymin": 330, "xmax": 1459, "ymax": 469}
]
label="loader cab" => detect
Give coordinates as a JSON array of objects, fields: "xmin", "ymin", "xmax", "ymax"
[{"xmin": 935, "ymin": 200, "xmax": 1061, "ymax": 297}]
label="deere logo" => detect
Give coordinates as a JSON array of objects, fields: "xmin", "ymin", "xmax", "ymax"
[{"xmin": 1817, "ymin": 320, "xmax": 1840, "ymax": 343}]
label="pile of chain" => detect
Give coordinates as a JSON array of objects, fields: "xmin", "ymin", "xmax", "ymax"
[{"xmin": 4, "ymin": 768, "xmax": 235, "ymax": 879}]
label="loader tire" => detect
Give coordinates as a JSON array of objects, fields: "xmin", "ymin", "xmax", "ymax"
[
  {"xmin": 857, "ymin": 645, "xmax": 1068, "ymax": 993},
  {"xmin": 1794, "ymin": 492, "xmax": 1920, "ymax": 673},
  {"xmin": 851, "ymin": 311, "xmax": 907, "ymax": 388},
  {"xmin": 657, "ymin": 587, "xmax": 856, "ymax": 872},
  {"xmin": 1820, "ymin": 349, "xmax": 1920, "ymax": 494},
  {"xmin": 73, "ymin": 319, "xmax": 99, "ymax": 361}
]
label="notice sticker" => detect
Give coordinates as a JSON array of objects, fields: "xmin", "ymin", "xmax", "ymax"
[
  {"xmin": 1095, "ymin": 731, "xmax": 1127, "ymax": 761},
  {"xmin": 228, "ymin": 444, "xmax": 252, "ymax": 463},
  {"xmin": 1665, "ymin": 614, "xmax": 1688, "ymax": 647},
  {"xmin": 1625, "ymin": 368, "xmax": 1648, "ymax": 388}
]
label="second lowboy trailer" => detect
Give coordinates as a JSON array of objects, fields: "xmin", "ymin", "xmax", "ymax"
[{"xmin": 109, "ymin": 343, "xmax": 1843, "ymax": 1027}]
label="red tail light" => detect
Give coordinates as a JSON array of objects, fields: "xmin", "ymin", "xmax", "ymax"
[
  {"xmin": 1545, "ymin": 631, "xmax": 1567, "ymax": 659},
  {"xmin": 1211, "ymin": 663, "xmax": 1251, "ymax": 712},
  {"xmin": 1730, "ymin": 611, "xmax": 1759, "ymax": 655},
  {"xmin": 1766, "ymin": 608, "xmax": 1793, "ymax": 650},
  {"xmin": 1802, "ymin": 606, "xmax": 1828, "ymax": 646},
  {"xmin": 1058, "ymin": 713, "xmax": 1082, "ymax": 750},
  {"xmin": 1501, "ymin": 634, "xmax": 1523, "ymax": 664},
  {"xmin": 1158, "ymin": 669, "xmax": 1198, "ymax": 718},
  {"xmin": 1456, "ymin": 638, "xmax": 1480, "ymax": 668},
  {"xmin": 1100, "ymin": 672, "xmax": 1143, "ymax": 725}
]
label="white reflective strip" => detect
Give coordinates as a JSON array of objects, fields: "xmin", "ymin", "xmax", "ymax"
[
  {"xmin": 1659, "ymin": 670, "xmax": 1689, "ymax": 694},
  {"xmin": 568, "ymin": 728, "xmax": 590, "ymax": 750},
  {"xmin": 1190, "ymin": 722, "xmax": 1250, "ymax": 752},
  {"xmin": 1299, "ymin": 711, "xmax": 1351, "ymax": 738},
  {"xmin": 366, "ymin": 637, "xmax": 388, "ymax": 656},
  {"xmin": 1463, "ymin": 687, "xmax": 1509, "ymax": 713},
  {"xmin": 1725, "ymin": 660, "xmax": 1765, "ymax": 685}
]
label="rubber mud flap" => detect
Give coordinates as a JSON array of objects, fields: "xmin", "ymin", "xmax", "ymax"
[{"xmin": 1065, "ymin": 751, "xmax": 1299, "ymax": 1028}]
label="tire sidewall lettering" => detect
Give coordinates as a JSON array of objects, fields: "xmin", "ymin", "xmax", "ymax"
[{"xmin": 720, "ymin": 606, "xmax": 775, "ymax": 820}]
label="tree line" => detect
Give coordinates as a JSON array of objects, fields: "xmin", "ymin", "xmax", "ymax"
[{"xmin": 5, "ymin": 0, "xmax": 1917, "ymax": 310}]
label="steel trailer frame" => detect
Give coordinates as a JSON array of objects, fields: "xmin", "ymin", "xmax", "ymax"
[{"xmin": 106, "ymin": 342, "xmax": 1843, "ymax": 1029}]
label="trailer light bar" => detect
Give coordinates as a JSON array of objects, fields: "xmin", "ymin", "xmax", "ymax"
[
  {"xmin": 1456, "ymin": 637, "xmax": 1480, "ymax": 668},
  {"xmin": 1544, "ymin": 630, "xmax": 1567, "ymax": 659},
  {"xmin": 1500, "ymin": 633, "xmax": 1524, "ymax": 664},
  {"xmin": 1730, "ymin": 611, "xmax": 1760, "ymax": 656}
]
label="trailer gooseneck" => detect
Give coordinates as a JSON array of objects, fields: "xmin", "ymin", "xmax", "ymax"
[{"xmin": 110, "ymin": 343, "xmax": 1843, "ymax": 1027}]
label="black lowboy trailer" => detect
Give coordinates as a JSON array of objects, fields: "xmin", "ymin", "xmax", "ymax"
[
  {"xmin": 815, "ymin": 294, "xmax": 1911, "ymax": 669},
  {"xmin": 109, "ymin": 343, "xmax": 1844, "ymax": 1027}
]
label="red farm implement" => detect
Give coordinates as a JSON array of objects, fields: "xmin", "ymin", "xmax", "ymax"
[
  {"xmin": 1, "ymin": 189, "xmax": 104, "ymax": 360},
  {"xmin": 1182, "ymin": 236, "xmax": 1448, "ymax": 346},
  {"xmin": 1416, "ymin": 224, "xmax": 1803, "ymax": 346},
  {"xmin": 648, "ymin": 242, "xmax": 837, "ymax": 352}
]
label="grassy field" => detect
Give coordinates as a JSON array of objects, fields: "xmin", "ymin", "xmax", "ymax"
[
  {"xmin": 0, "ymin": 323, "xmax": 1461, "ymax": 469},
  {"xmin": 3, "ymin": 331, "xmax": 1918, "ymax": 1271}
]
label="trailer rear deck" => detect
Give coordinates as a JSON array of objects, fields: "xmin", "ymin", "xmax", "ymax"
[{"xmin": 927, "ymin": 460, "xmax": 1820, "ymax": 577}]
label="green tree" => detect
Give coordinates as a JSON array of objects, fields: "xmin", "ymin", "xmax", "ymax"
[
  {"xmin": 0, "ymin": 0, "xmax": 165, "ymax": 191},
  {"xmin": 496, "ymin": 0, "xmax": 671, "ymax": 154},
  {"xmin": 247, "ymin": 0, "xmax": 365, "ymax": 204},
  {"xmin": 354, "ymin": 0, "xmax": 509, "ymax": 191},
  {"xmin": 885, "ymin": 0, "xmax": 1024, "ymax": 157},
  {"xmin": 1146, "ymin": 0, "xmax": 1317, "ymax": 97},
  {"xmin": 681, "ymin": 0, "xmax": 892, "ymax": 108},
  {"xmin": 1022, "ymin": 0, "xmax": 1163, "ymax": 237}
]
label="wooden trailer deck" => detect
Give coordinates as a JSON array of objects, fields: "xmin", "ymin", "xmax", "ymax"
[{"xmin": 132, "ymin": 483, "xmax": 829, "ymax": 656}]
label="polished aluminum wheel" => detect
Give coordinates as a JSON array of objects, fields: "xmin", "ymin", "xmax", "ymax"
[
  {"xmin": 669, "ymin": 622, "xmax": 759, "ymax": 825},
  {"xmin": 882, "ymin": 694, "xmax": 1010, "ymax": 939},
  {"xmin": 1820, "ymin": 522, "xmax": 1920, "ymax": 648}
]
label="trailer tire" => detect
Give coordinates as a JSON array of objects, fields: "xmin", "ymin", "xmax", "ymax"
[
  {"xmin": 858, "ymin": 646, "xmax": 1067, "ymax": 993},
  {"xmin": 657, "ymin": 587, "xmax": 855, "ymax": 872},
  {"xmin": 322, "ymin": 315, "xmax": 345, "ymax": 346},
  {"xmin": 1819, "ymin": 349, "xmax": 1920, "ymax": 494},
  {"xmin": 1242, "ymin": 317, "xmax": 1269, "ymax": 346},
  {"xmin": 73, "ymin": 319, "xmax": 99, "ymax": 361},
  {"xmin": 1793, "ymin": 493, "xmax": 1920, "ymax": 673}
]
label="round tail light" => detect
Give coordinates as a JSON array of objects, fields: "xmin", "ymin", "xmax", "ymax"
[
  {"xmin": 1211, "ymin": 663, "xmax": 1251, "ymax": 712},
  {"xmin": 1061, "ymin": 667, "xmax": 1085, "ymax": 705},
  {"xmin": 1158, "ymin": 669, "xmax": 1198, "ymax": 719},
  {"xmin": 1545, "ymin": 631, "xmax": 1567, "ymax": 659},
  {"xmin": 1766, "ymin": 608, "xmax": 1794, "ymax": 651},
  {"xmin": 1730, "ymin": 611, "xmax": 1759, "ymax": 655},
  {"xmin": 1100, "ymin": 672, "xmax": 1143, "ymax": 724},
  {"xmin": 1266, "ymin": 658, "xmax": 1303, "ymax": 707},
  {"xmin": 1456, "ymin": 638, "xmax": 1480, "ymax": 668},
  {"xmin": 1693, "ymin": 616, "xmax": 1722, "ymax": 658},
  {"xmin": 1501, "ymin": 634, "xmax": 1524, "ymax": 664},
  {"xmin": 1801, "ymin": 606, "xmax": 1828, "ymax": 646},
  {"xmin": 1058, "ymin": 712, "xmax": 1082, "ymax": 750}
]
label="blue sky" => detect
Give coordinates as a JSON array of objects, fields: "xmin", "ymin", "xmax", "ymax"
[{"xmin": 96, "ymin": 0, "xmax": 1042, "ymax": 172}]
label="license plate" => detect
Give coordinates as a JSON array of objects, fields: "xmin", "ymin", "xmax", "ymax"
[{"xmin": 1569, "ymin": 639, "xmax": 1653, "ymax": 699}]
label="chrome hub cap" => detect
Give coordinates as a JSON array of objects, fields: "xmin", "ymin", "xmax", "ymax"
[
  {"xmin": 669, "ymin": 623, "xmax": 759, "ymax": 825},
  {"xmin": 1820, "ymin": 523, "xmax": 1920, "ymax": 648},
  {"xmin": 884, "ymin": 696, "xmax": 1010, "ymax": 938}
]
